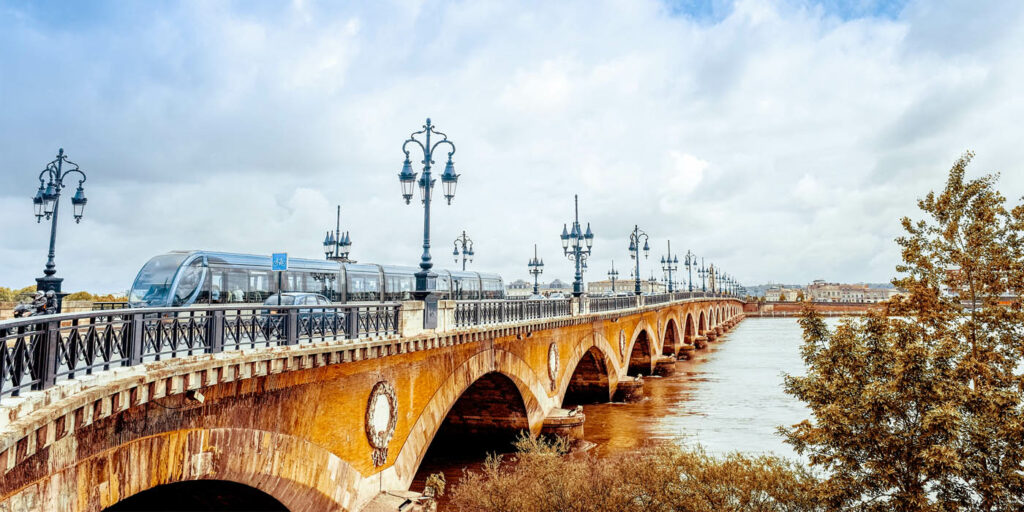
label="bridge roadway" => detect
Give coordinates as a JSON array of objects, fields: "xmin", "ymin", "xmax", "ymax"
[{"xmin": 0, "ymin": 293, "xmax": 744, "ymax": 511}]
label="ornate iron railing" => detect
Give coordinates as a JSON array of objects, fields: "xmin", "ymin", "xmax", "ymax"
[
  {"xmin": 588, "ymin": 295, "xmax": 638, "ymax": 312},
  {"xmin": 91, "ymin": 301, "xmax": 130, "ymax": 311},
  {"xmin": 0, "ymin": 303, "xmax": 399, "ymax": 399},
  {"xmin": 454, "ymin": 299, "xmax": 572, "ymax": 327}
]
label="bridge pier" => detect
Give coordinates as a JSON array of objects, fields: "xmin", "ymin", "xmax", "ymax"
[
  {"xmin": 540, "ymin": 408, "xmax": 586, "ymax": 441},
  {"xmin": 612, "ymin": 377, "xmax": 644, "ymax": 402},
  {"xmin": 677, "ymin": 343, "xmax": 695, "ymax": 360},
  {"xmin": 654, "ymin": 356, "xmax": 677, "ymax": 376},
  {"xmin": 693, "ymin": 335, "xmax": 708, "ymax": 348}
]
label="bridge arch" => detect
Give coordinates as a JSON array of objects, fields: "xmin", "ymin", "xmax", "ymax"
[
  {"xmin": 392, "ymin": 348, "xmax": 548, "ymax": 487},
  {"xmin": 683, "ymin": 312, "xmax": 696, "ymax": 344},
  {"xmin": 76, "ymin": 428, "xmax": 357, "ymax": 512},
  {"xmin": 556, "ymin": 333, "xmax": 621, "ymax": 403},
  {"xmin": 626, "ymin": 324, "xmax": 656, "ymax": 376},
  {"xmin": 561, "ymin": 345, "xmax": 614, "ymax": 405},
  {"xmin": 106, "ymin": 480, "xmax": 286, "ymax": 511},
  {"xmin": 662, "ymin": 317, "xmax": 680, "ymax": 355},
  {"xmin": 698, "ymin": 311, "xmax": 707, "ymax": 334}
]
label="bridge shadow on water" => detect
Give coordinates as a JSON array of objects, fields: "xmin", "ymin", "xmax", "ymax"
[{"xmin": 102, "ymin": 480, "xmax": 288, "ymax": 512}]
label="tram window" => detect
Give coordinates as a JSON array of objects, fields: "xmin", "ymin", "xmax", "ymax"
[
  {"xmin": 464, "ymin": 278, "xmax": 480, "ymax": 300},
  {"xmin": 481, "ymin": 279, "xmax": 503, "ymax": 300},
  {"xmin": 226, "ymin": 271, "xmax": 248, "ymax": 302},
  {"xmin": 347, "ymin": 271, "xmax": 380, "ymax": 302},
  {"xmin": 173, "ymin": 260, "xmax": 204, "ymax": 306},
  {"xmin": 385, "ymin": 275, "xmax": 414, "ymax": 301},
  {"xmin": 208, "ymin": 269, "xmax": 227, "ymax": 303},
  {"xmin": 249, "ymin": 271, "xmax": 271, "ymax": 302}
]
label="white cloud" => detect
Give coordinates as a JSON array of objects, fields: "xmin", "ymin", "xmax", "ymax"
[{"xmin": 2, "ymin": 0, "xmax": 1024, "ymax": 293}]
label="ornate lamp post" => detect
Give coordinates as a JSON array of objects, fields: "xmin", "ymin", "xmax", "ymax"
[
  {"xmin": 607, "ymin": 260, "xmax": 619, "ymax": 294},
  {"xmin": 31, "ymin": 148, "xmax": 88, "ymax": 311},
  {"xmin": 684, "ymin": 250, "xmax": 696, "ymax": 292},
  {"xmin": 528, "ymin": 244, "xmax": 544, "ymax": 296},
  {"xmin": 452, "ymin": 230, "xmax": 474, "ymax": 271},
  {"xmin": 697, "ymin": 257, "xmax": 708, "ymax": 293},
  {"xmin": 648, "ymin": 271, "xmax": 659, "ymax": 293},
  {"xmin": 628, "ymin": 225, "xmax": 650, "ymax": 296},
  {"xmin": 323, "ymin": 205, "xmax": 353, "ymax": 263},
  {"xmin": 559, "ymin": 194, "xmax": 593, "ymax": 297},
  {"xmin": 660, "ymin": 241, "xmax": 679, "ymax": 293},
  {"xmin": 397, "ymin": 118, "xmax": 459, "ymax": 305}
]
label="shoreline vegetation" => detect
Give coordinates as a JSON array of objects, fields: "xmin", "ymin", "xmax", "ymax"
[{"xmin": 439, "ymin": 152, "xmax": 1024, "ymax": 511}]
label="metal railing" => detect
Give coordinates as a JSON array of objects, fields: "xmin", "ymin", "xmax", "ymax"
[
  {"xmin": 455, "ymin": 299, "xmax": 572, "ymax": 327},
  {"xmin": 588, "ymin": 295, "xmax": 638, "ymax": 312},
  {"xmin": 0, "ymin": 290, "xmax": 743, "ymax": 401},
  {"xmin": 91, "ymin": 301, "xmax": 130, "ymax": 311},
  {"xmin": 0, "ymin": 303, "xmax": 399, "ymax": 399}
]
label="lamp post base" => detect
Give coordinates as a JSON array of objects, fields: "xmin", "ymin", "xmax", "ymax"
[
  {"xmin": 35, "ymin": 275, "xmax": 65, "ymax": 313},
  {"xmin": 414, "ymin": 271, "xmax": 439, "ymax": 329}
]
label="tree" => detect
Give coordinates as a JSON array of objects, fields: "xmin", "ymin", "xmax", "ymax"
[
  {"xmin": 782, "ymin": 152, "xmax": 1024, "ymax": 510},
  {"xmin": 779, "ymin": 292, "xmax": 788, "ymax": 301},
  {"xmin": 795, "ymin": 291, "xmax": 805, "ymax": 302}
]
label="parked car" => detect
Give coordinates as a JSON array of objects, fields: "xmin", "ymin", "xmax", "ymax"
[
  {"xmin": 548, "ymin": 292, "xmax": 567, "ymax": 299},
  {"xmin": 259, "ymin": 293, "xmax": 333, "ymax": 338}
]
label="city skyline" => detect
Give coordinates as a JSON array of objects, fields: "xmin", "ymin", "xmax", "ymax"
[{"xmin": 3, "ymin": 0, "xmax": 1024, "ymax": 293}]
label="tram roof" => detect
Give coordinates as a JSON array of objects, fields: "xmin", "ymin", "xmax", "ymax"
[{"xmin": 171, "ymin": 250, "xmax": 341, "ymax": 271}]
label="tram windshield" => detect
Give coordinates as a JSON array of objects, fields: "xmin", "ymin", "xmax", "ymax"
[{"xmin": 129, "ymin": 253, "xmax": 189, "ymax": 306}]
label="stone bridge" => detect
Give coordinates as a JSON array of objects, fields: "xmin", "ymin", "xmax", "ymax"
[{"xmin": 0, "ymin": 297, "xmax": 743, "ymax": 511}]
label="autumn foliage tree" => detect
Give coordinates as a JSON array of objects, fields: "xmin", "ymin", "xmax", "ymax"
[{"xmin": 782, "ymin": 152, "xmax": 1024, "ymax": 510}]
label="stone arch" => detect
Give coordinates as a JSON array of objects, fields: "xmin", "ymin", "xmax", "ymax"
[
  {"xmin": 662, "ymin": 317, "xmax": 680, "ymax": 355},
  {"xmin": 561, "ymin": 346, "xmax": 613, "ymax": 405},
  {"xmin": 683, "ymin": 312, "xmax": 696, "ymax": 344},
  {"xmin": 392, "ymin": 349, "xmax": 549, "ymax": 488},
  {"xmin": 105, "ymin": 480, "xmax": 286, "ymax": 511},
  {"xmin": 698, "ymin": 310, "xmax": 707, "ymax": 334},
  {"xmin": 37, "ymin": 428, "xmax": 362, "ymax": 512},
  {"xmin": 428, "ymin": 372, "xmax": 531, "ymax": 449},
  {"xmin": 556, "ymin": 333, "xmax": 622, "ymax": 401},
  {"xmin": 626, "ymin": 327, "xmax": 655, "ymax": 376}
]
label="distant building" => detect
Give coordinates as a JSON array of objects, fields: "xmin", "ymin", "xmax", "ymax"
[
  {"xmin": 765, "ymin": 286, "xmax": 803, "ymax": 302},
  {"xmin": 806, "ymin": 280, "xmax": 899, "ymax": 303},
  {"xmin": 506, "ymin": 279, "xmax": 532, "ymax": 298},
  {"xmin": 506, "ymin": 278, "xmax": 572, "ymax": 297},
  {"xmin": 588, "ymin": 278, "xmax": 664, "ymax": 295}
]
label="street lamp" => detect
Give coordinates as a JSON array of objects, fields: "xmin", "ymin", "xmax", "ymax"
[
  {"xmin": 697, "ymin": 257, "xmax": 709, "ymax": 293},
  {"xmin": 452, "ymin": 230, "xmax": 474, "ymax": 271},
  {"xmin": 528, "ymin": 244, "xmax": 544, "ymax": 297},
  {"xmin": 31, "ymin": 148, "xmax": 88, "ymax": 311},
  {"xmin": 607, "ymin": 260, "xmax": 619, "ymax": 294},
  {"xmin": 648, "ymin": 271, "xmax": 659, "ymax": 293},
  {"xmin": 684, "ymin": 250, "xmax": 696, "ymax": 292},
  {"xmin": 323, "ymin": 205, "xmax": 353, "ymax": 263},
  {"xmin": 560, "ymin": 194, "xmax": 593, "ymax": 297},
  {"xmin": 628, "ymin": 225, "xmax": 650, "ymax": 296},
  {"xmin": 660, "ymin": 240, "xmax": 679, "ymax": 293},
  {"xmin": 397, "ymin": 118, "xmax": 459, "ymax": 305}
]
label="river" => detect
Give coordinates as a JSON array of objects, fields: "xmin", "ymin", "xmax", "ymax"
[{"xmin": 412, "ymin": 317, "xmax": 835, "ymax": 501}]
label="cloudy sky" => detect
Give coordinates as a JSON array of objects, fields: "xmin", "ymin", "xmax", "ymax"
[{"xmin": 2, "ymin": 0, "xmax": 1023, "ymax": 294}]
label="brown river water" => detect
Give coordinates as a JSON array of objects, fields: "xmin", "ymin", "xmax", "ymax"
[{"xmin": 411, "ymin": 317, "xmax": 839, "ymax": 504}]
